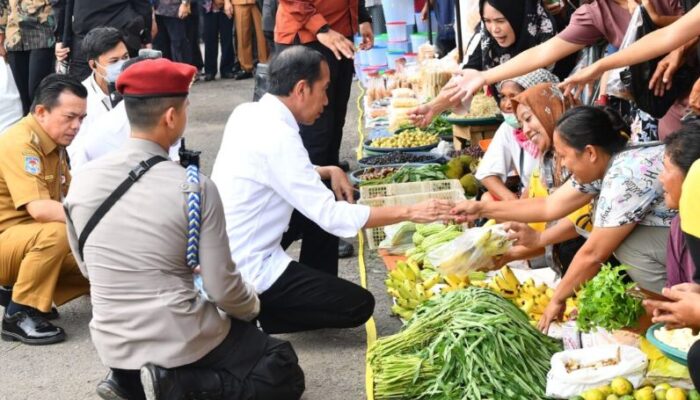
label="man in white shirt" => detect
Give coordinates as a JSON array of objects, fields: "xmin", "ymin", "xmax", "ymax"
[
  {"xmin": 68, "ymin": 27, "xmax": 179, "ymax": 171},
  {"xmin": 67, "ymin": 27, "xmax": 129, "ymax": 169},
  {"xmin": 211, "ymin": 46, "xmax": 454, "ymax": 334}
]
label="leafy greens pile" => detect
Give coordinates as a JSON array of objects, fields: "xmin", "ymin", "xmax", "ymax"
[{"xmin": 576, "ymin": 263, "xmax": 646, "ymax": 333}]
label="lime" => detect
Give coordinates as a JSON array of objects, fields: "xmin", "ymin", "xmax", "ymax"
[
  {"xmin": 582, "ymin": 389, "xmax": 606, "ymax": 400},
  {"xmin": 688, "ymin": 390, "xmax": 700, "ymax": 400},
  {"xmin": 607, "ymin": 395, "xmax": 620, "ymax": 400},
  {"xmin": 666, "ymin": 388, "xmax": 687, "ymax": 400},
  {"xmin": 656, "ymin": 389, "xmax": 667, "ymax": 400},
  {"xmin": 655, "ymin": 384, "xmax": 673, "ymax": 392},
  {"xmin": 635, "ymin": 387, "xmax": 656, "ymax": 400},
  {"xmin": 612, "ymin": 378, "xmax": 634, "ymax": 396}
]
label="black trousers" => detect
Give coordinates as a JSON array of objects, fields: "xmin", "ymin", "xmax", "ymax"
[
  {"xmin": 257, "ymin": 261, "xmax": 375, "ymax": 334},
  {"xmin": 67, "ymin": 35, "xmax": 93, "ymax": 82},
  {"xmin": 202, "ymin": 10, "xmax": 237, "ymax": 76},
  {"xmin": 7, "ymin": 48, "xmax": 54, "ymax": 115},
  {"xmin": 187, "ymin": 4, "xmax": 204, "ymax": 70},
  {"xmin": 275, "ymin": 40, "xmax": 354, "ymax": 167},
  {"xmin": 154, "ymin": 15, "xmax": 193, "ymax": 64},
  {"xmin": 111, "ymin": 319, "xmax": 305, "ymax": 400},
  {"xmin": 281, "ymin": 210, "xmax": 339, "ymax": 276}
]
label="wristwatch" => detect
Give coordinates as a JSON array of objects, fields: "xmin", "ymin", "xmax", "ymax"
[{"xmin": 317, "ymin": 24, "xmax": 331, "ymax": 34}]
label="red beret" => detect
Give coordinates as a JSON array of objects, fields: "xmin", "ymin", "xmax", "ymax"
[{"xmin": 116, "ymin": 58, "xmax": 197, "ymax": 98}]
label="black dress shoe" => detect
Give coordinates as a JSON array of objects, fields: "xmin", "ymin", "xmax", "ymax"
[
  {"xmin": 0, "ymin": 285, "xmax": 11, "ymax": 308},
  {"xmin": 0, "ymin": 287, "xmax": 59, "ymax": 320},
  {"xmin": 220, "ymin": 72, "xmax": 236, "ymax": 79},
  {"xmin": 203, "ymin": 74, "xmax": 215, "ymax": 82},
  {"xmin": 96, "ymin": 371, "xmax": 129, "ymax": 400},
  {"xmin": 140, "ymin": 363, "xmax": 223, "ymax": 400},
  {"xmin": 1, "ymin": 309, "xmax": 65, "ymax": 345},
  {"xmin": 338, "ymin": 239, "xmax": 354, "ymax": 258},
  {"xmin": 233, "ymin": 70, "xmax": 253, "ymax": 80}
]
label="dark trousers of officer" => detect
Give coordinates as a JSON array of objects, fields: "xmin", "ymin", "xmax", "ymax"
[
  {"xmin": 154, "ymin": 15, "xmax": 193, "ymax": 64},
  {"xmin": 7, "ymin": 48, "xmax": 54, "ymax": 115},
  {"xmin": 256, "ymin": 261, "xmax": 375, "ymax": 334},
  {"xmin": 202, "ymin": 9, "xmax": 237, "ymax": 76},
  {"xmin": 110, "ymin": 319, "xmax": 305, "ymax": 400}
]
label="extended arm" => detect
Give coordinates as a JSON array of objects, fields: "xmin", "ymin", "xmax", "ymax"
[
  {"xmin": 538, "ymin": 223, "xmax": 637, "ymax": 331},
  {"xmin": 452, "ymin": 182, "xmax": 594, "ymax": 224},
  {"xmin": 562, "ymin": 5, "xmax": 700, "ymax": 93}
]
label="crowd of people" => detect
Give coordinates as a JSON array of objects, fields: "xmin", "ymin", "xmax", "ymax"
[{"xmin": 0, "ymin": 0, "xmax": 699, "ymax": 399}]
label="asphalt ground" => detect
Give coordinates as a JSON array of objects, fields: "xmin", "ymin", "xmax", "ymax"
[{"xmin": 0, "ymin": 77, "xmax": 401, "ymax": 399}]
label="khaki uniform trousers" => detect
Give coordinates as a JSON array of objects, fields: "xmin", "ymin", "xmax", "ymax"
[
  {"xmin": 233, "ymin": 3, "xmax": 269, "ymax": 72},
  {"xmin": 0, "ymin": 222, "xmax": 89, "ymax": 312}
]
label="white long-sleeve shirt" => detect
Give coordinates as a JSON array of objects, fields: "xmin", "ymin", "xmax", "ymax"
[
  {"xmin": 68, "ymin": 74, "xmax": 180, "ymax": 170},
  {"xmin": 474, "ymin": 122, "xmax": 537, "ymax": 189},
  {"xmin": 211, "ymin": 94, "xmax": 371, "ymax": 293}
]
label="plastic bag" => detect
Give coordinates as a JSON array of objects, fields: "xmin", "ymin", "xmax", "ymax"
[
  {"xmin": 379, "ymin": 222, "xmax": 417, "ymax": 253},
  {"xmin": 546, "ymin": 345, "xmax": 648, "ymax": 398},
  {"xmin": 426, "ymin": 224, "xmax": 511, "ymax": 276},
  {"xmin": 569, "ymin": 43, "xmax": 606, "ymax": 106},
  {"xmin": 606, "ymin": 7, "xmax": 642, "ymax": 100},
  {"xmin": 0, "ymin": 57, "xmax": 22, "ymax": 135},
  {"xmin": 640, "ymin": 337, "xmax": 690, "ymax": 381}
]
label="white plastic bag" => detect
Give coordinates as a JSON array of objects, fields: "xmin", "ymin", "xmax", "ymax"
[
  {"xmin": 378, "ymin": 222, "xmax": 416, "ymax": 254},
  {"xmin": 0, "ymin": 57, "xmax": 22, "ymax": 135},
  {"xmin": 606, "ymin": 6, "xmax": 642, "ymax": 100},
  {"xmin": 426, "ymin": 224, "xmax": 511, "ymax": 276},
  {"xmin": 546, "ymin": 345, "xmax": 648, "ymax": 398}
]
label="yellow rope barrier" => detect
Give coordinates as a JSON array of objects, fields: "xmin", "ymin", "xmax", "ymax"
[{"xmin": 356, "ymin": 81, "xmax": 377, "ymax": 400}]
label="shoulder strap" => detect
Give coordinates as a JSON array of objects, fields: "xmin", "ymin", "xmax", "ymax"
[{"xmin": 77, "ymin": 156, "xmax": 168, "ymax": 259}]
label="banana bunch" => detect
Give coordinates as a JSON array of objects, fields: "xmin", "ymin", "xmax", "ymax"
[
  {"xmin": 473, "ymin": 265, "xmax": 579, "ymax": 322},
  {"xmin": 405, "ymin": 223, "xmax": 462, "ymax": 264},
  {"xmin": 385, "ymin": 260, "xmax": 441, "ymax": 320}
]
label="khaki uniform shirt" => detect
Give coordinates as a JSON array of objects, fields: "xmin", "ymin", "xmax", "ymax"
[
  {"xmin": 64, "ymin": 138, "xmax": 259, "ymax": 370},
  {"xmin": 0, "ymin": 114, "xmax": 69, "ymax": 234}
]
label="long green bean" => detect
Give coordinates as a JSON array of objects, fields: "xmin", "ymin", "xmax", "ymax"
[{"xmin": 369, "ymin": 287, "xmax": 562, "ymax": 400}]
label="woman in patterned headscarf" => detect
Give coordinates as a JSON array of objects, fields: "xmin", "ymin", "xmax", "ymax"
[
  {"xmin": 476, "ymin": 69, "xmax": 560, "ymax": 202},
  {"xmin": 464, "ymin": 0, "xmax": 556, "ymax": 72},
  {"xmin": 492, "ymin": 83, "xmax": 592, "ymax": 277}
]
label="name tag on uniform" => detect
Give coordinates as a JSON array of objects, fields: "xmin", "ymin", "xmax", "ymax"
[{"xmin": 24, "ymin": 155, "xmax": 41, "ymax": 175}]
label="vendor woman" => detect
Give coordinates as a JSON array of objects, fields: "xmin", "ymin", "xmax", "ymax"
[
  {"xmin": 489, "ymin": 82, "xmax": 592, "ymax": 275},
  {"xmin": 659, "ymin": 124, "xmax": 700, "ymax": 287},
  {"xmin": 451, "ymin": 106, "xmax": 676, "ymax": 332}
]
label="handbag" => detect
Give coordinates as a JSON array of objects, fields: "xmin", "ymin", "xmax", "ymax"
[{"xmin": 620, "ymin": 6, "xmax": 695, "ymax": 118}]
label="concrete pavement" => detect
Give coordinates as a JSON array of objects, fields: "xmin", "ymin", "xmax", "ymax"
[{"xmin": 0, "ymin": 77, "xmax": 401, "ymax": 400}]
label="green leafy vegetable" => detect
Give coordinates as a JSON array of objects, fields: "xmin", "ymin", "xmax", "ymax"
[
  {"xmin": 360, "ymin": 164, "xmax": 448, "ymax": 186},
  {"xmin": 576, "ymin": 263, "xmax": 645, "ymax": 333},
  {"xmin": 369, "ymin": 287, "xmax": 562, "ymax": 399}
]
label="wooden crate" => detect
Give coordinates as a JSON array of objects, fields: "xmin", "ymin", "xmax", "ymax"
[{"xmin": 452, "ymin": 124, "xmax": 500, "ymax": 150}]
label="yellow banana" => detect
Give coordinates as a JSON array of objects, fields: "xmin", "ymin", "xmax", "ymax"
[
  {"xmin": 520, "ymin": 298, "xmax": 534, "ymax": 313},
  {"xmin": 423, "ymin": 274, "xmax": 441, "ymax": 290},
  {"xmin": 500, "ymin": 266, "xmax": 521, "ymax": 289}
]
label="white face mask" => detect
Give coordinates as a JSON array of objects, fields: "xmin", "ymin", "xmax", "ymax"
[
  {"xmin": 95, "ymin": 59, "xmax": 128, "ymax": 84},
  {"xmin": 502, "ymin": 112, "xmax": 521, "ymax": 129}
]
